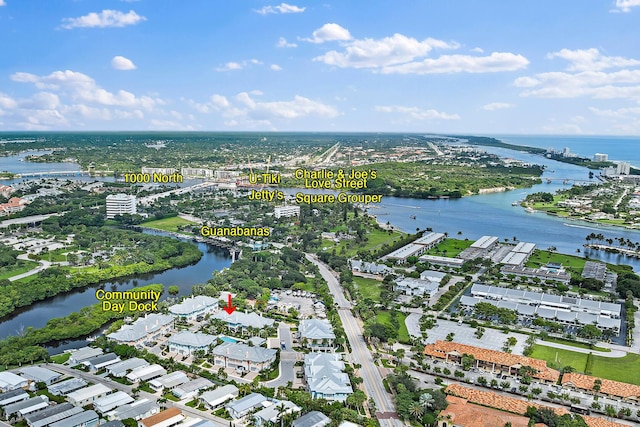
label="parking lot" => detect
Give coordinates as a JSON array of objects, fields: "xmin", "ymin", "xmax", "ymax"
[{"xmin": 405, "ymin": 314, "xmax": 529, "ymax": 354}]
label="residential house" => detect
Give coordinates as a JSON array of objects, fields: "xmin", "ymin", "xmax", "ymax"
[
  {"xmin": 292, "ymin": 411, "xmax": 331, "ymax": 427},
  {"xmin": 49, "ymin": 410, "xmax": 99, "ymax": 427},
  {"xmin": 211, "ymin": 342, "xmax": 277, "ymax": 373},
  {"xmin": 24, "ymin": 403, "xmax": 83, "ymax": 427},
  {"xmin": 149, "ymin": 371, "xmax": 189, "ymax": 392},
  {"xmin": 199, "ymin": 385, "xmax": 239, "ymax": 409},
  {"xmin": 126, "ymin": 365, "xmax": 167, "ymax": 383},
  {"xmin": 172, "ymin": 378, "xmax": 214, "ymax": 400},
  {"xmin": 138, "ymin": 407, "xmax": 184, "ymax": 427},
  {"xmin": 3, "ymin": 396, "xmax": 49, "ymax": 420},
  {"xmin": 107, "ymin": 314, "xmax": 174, "ymax": 347},
  {"xmin": 437, "ymin": 395, "xmax": 529, "ymax": 427},
  {"xmin": 169, "ymin": 296, "xmax": 218, "ymax": 321},
  {"xmin": 211, "ymin": 310, "xmax": 274, "ymax": 333},
  {"xmin": 168, "ymin": 331, "xmax": 217, "ymax": 356},
  {"xmin": 68, "ymin": 347, "xmax": 103, "ymax": 366},
  {"xmin": 93, "ymin": 391, "xmax": 134, "ymax": 414},
  {"xmin": 304, "ymin": 353, "xmax": 353, "ymax": 402},
  {"xmin": 253, "ymin": 400, "xmax": 301, "ymax": 426},
  {"xmin": 18, "ymin": 367, "xmax": 62, "ymax": 386},
  {"xmin": 106, "ymin": 399, "xmax": 159, "ymax": 421},
  {"xmin": 48, "ymin": 378, "xmax": 88, "ymax": 396},
  {"xmin": 299, "ymin": 319, "xmax": 335, "ymax": 351},
  {"xmin": 83, "ymin": 353, "xmax": 121, "ymax": 371},
  {"xmin": 393, "ymin": 277, "xmax": 439, "ymax": 297},
  {"xmin": 562, "ymin": 372, "xmax": 640, "ymax": 402},
  {"xmin": 67, "ymin": 384, "xmax": 113, "ymax": 407},
  {"xmin": 0, "ymin": 371, "xmax": 28, "ymax": 392},
  {"xmin": 0, "ymin": 389, "xmax": 29, "ymax": 407},
  {"xmin": 225, "ymin": 393, "xmax": 269, "ymax": 420},
  {"xmin": 106, "ymin": 358, "xmax": 149, "ymax": 378}
]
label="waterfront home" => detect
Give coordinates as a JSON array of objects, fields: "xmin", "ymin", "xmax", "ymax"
[
  {"xmin": 167, "ymin": 331, "xmax": 217, "ymax": 355},
  {"xmin": 299, "ymin": 319, "xmax": 335, "ymax": 351},
  {"xmin": 210, "ymin": 342, "xmax": 277, "ymax": 372},
  {"xmin": 211, "ymin": 310, "xmax": 274, "ymax": 333},
  {"xmin": 107, "ymin": 314, "xmax": 174, "ymax": 347},
  {"xmin": 169, "ymin": 295, "xmax": 218, "ymax": 321},
  {"xmin": 199, "ymin": 385, "xmax": 239, "ymax": 409},
  {"xmin": 68, "ymin": 347, "xmax": 103, "ymax": 366},
  {"xmin": 304, "ymin": 353, "xmax": 353, "ymax": 402}
]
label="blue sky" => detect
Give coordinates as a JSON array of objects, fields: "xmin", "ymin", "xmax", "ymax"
[{"xmin": 0, "ymin": 0, "xmax": 639, "ymax": 134}]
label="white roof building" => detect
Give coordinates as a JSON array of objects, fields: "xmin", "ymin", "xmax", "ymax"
[
  {"xmin": 172, "ymin": 378, "xmax": 214, "ymax": 400},
  {"xmin": 225, "ymin": 393, "xmax": 270, "ymax": 420},
  {"xmin": 0, "ymin": 389, "xmax": 28, "ymax": 407},
  {"xmin": 49, "ymin": 410, "xmax": 99, "ymax": 427},
  {"xmin": 149, "ymin": 371, "xmax": 189, "ymax": 391},
  {"xmin": 0, "ymin": 371, "xmax": 28, "ymax": 392},
  {"xmin": 24, "ymin": 403, "xmax": 82, "ymax": 427},
  {"xmin": 47, "ymin": 378, "xmax": 88, "ymax": 396},
  {"xmin": 299, "ymin": 319, "xmax": 335, "ymax": 351},
  {"xmin": 304, "ymin": 353, "xmax": 353, "ymax": 402},
  {"xmin": 93, "ymin": 391, "xmax": 134, "ymax": 414},
  {"xmin": 3, "ymin": 395, "xmax": 49, "ymax": 418},
  {"xmin": 106, "ymin": 193, "xmax": 137, "ymax": 219},
  {"xmin": 67, "ymin": 384, "xmax": 112, "ymax": 407},
  {"xmin": 253, "ymin": 400, "xmax": 301, "ymax": 426},
  {"xmin": 106, "ymin": 398, "xmax": 159, "ymax": 421},
  {"xmin": 200, "ymin": 385, "xmax": 239, "ymax": 409},
  {"xmin": 211, "ymin": 342, "xmax": 277, "ymax": 372},
  {"xmin": 106, "ymin": 357, "xmax": 149, "ymax": 377},
  {"xmin": 126, "ymin": 364, "xmax": 166, "ymax": 383},
  {"xmin": 107, "ymin": 313, "xmax": 174, "ymax": 346},
  {"xmin": 68, "ymin": 347, "xmax": 103, "ymax": 366},
  {"xmin": 168, "ymin": 331, "xmax": 217, "ymax": 355},
  {"xmin": 394, "ymin": 277, "xmax": 439, "ymax": 297},
  {"xmin": 169, "ymin": 295, "xmax": 218, "ymax": 320},
  {"xmin": 211, "ymin": 310, "xmax": 275, "ymax": 330}
]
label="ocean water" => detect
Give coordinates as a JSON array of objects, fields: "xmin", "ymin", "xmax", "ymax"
[{"xmin": 489, "ymin": 135, "xmax": 640, "ymax": 167}]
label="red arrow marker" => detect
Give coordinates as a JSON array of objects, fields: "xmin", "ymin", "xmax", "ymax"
[{"xmin": 223, "ymin": 294, "xmax": 236, "ymax": 315}]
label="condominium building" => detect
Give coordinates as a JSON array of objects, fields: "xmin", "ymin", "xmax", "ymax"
[
  {"xmin": 274, "ymin": 205, "xmax": 300, "ymax": 219},
  {"xmin": 105, "ymin": 194, "xmax": 136, "ymax": 219}
]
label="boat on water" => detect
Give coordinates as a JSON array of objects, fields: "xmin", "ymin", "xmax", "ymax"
[
  {"xmin": 525, "ymin": 207, "xmax": 535, "ymax": 213},
  {"xmin": 410, "ymin": 215, "xmax": 416, "ymax": 219},
  {"xmin": 512, "ymin": 200, "xmax": 521, "ymax": 206}
]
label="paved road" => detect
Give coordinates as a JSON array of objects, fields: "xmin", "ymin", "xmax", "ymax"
[
  {"xmin": 9, "ymin": 255, "xmax": 51, "ymax": 282},
  {"xmin": 306, "ymin": 254, "xmax": 405, "ymax": 427},
  {"xmin": 267, "ymin": 323, "xmax": 300, "ymax": 387}
]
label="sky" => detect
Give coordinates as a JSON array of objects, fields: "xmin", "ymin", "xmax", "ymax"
[{"xmin": 0, "ymin": 0, "xmax": 639, "ymax": 134}]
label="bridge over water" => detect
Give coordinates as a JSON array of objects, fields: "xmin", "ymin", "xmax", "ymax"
[{"xmin": 15, "ymin": 171, "xmax": 89, "ymax": 178}]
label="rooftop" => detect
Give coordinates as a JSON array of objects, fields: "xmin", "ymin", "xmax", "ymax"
[
  {"xmin": 562, "ymin": 372, "xmax": 640, "ymax": 400},
  {"xmin": 169, "ymin": 295, "xmax": 218, "ymax": 316},
  {"xmin": 168, "ymin": 331, "xmax": 217, "ymax": 348},
  {"xmin": 211, "ymin": 310, "xmax": 275, "ymax": 329},
  {"xmin": 299, "ymin": 319, "xmax": 335, "ymax": 340},
  {"xmin": 439, "ymin": 395, "xmax": 529, "ymax": 427},
  {"xmin": 211, "ymin": 342, "xmax": 277, "ymax": 363}
]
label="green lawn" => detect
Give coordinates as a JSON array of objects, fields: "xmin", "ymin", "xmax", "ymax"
[
  {"xmin": 525, "ymin": 250, "xmax": 587, "ymax": 273},
  {"xmin": 50, "ymin": 353, "xmax": 71, "ymax": 364},
  {"xmin": 0, "ymin": 261, "xmax": 38, "ymax": 280},
  {"xmin": 541, "ymin": 337, "xmax": 609, "ymax": 352},
  {"xmin": 531, "ymin": 345, "xmax": 640, "ymax": 385},
  {"xmin": 320, "ymin": 227, "xmax": 405, "ymax": 257},
  {"xmin": 141, "ymin": 216, "xmax": 196, "ymax": 232},
  {"xmin": 425, "ymin": 238, "xmax": 473, "ymax": 257},
  {"xmin": 353, "ymin": 276, "xmax": 383, "ymax": 301},
  {"xmin": 376, "ymin": 311, "xmax": 410, "ymax": 344}
]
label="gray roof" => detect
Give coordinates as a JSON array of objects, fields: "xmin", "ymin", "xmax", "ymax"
[
  {"xmin": 0, "ymin": 388, "xmax": 29, "ymax": 404},
  {"xmin": 0, "ymin": 371, "xmax": 27, "ymax": 389},
  {"xmin": 83, "ymin": 352, "xmax": 120, "ymax": 367},
  {"xmin": 200, "ymin": 385, "xmax": 239, "ymax": 406},
  {"xmin": 68, "ymin": 347, "xmax": 103, "ymax": 363},
  {"xmin": 3, "ymin": 396, "xmax": 49, "ymax": 415},
  {"xmin": 49, "ymin": 410, "xmax": 98, "ymax": 427},
  {"xmin": 169, "ymin": 295, "xmax": 218, "ymax": 316},
  {"xmin": 107, "ymin": 313, "xmax": 174, "ymax": 343},
  {"xmin": 107, "ymin": 399, "xmax": 158, "ymax": 420},
  {"xmin": 101, "ymin": 421, "xmax": 125, "ymax": 427},
  {"xmin": 172, "ymin": 378, "xmax": 213, "ymax": 396},
  {"xmin": 299, "ymin": 319, "xmax": 335, "ymax": 341},
  {"xmin": 211, "ymin": 310, "xmax": 275, "ymax": 329},
  {"xmin": 304, "ymin": 353, "xmax": 353, "ymax": 397},
  {"xmin": 395, "ymin": 278, "xmax": 439, "ymax": 292},
  {"xmin": 211, "ymin": 342, "xmax": 277, "ymax": 363},
  {"xmin": 254, "ymin": 400, "xmax": 300, "ymax": 423},
  {"xmin": 189, "ymin": 421, "xmax": 217, "ymax": 427},
  {"xmin": 150, "ymin": 371, "xmax": 189, "ymax": 389},
  {"xmin": 94, "ymin": 391, "xmax": 134, "ymax": 413},
  {"xmin": 292, "ymin": 411, "xmax": 331, "ymax": 427},
  {"xmin": 107, "ymin": 357, "xmax": 149, "ymax": 376},
  {"xmin": 226, "ymin": 393, "xmax": 268, "ymax": 416},
  {"xmin": 168, "ymin": 331, "xmax": 217, "ymax": 348},
  {"xmin": 48, "ymin": 378, "xmax": 88, "ymax": 396},
  {"xmin": 18, "ymin": 366, "xmax": 61, "ymax": 383},
  {"xmin": 24, "ymin": 403, "xmax": 81, "ymax": 427}
]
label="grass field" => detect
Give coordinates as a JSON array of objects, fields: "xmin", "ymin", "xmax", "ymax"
[
  {"xmin": 321, "ymin": 227, "xmax": 405, "ymax": 257},
  {"xmin": 542, "ymin": 337, "xmax": 609, "ymax": 352},
  {"xmin": 376, "ymin": 310, "xmax": 410, "ymax": 343},
  {"xmin": 0, "ymin": 261, "xmax": 38, "ymax": 280},
  {"xmin": 353, "ymin": 276, "xmax": 383, "ymax": 301},
  {"xmin": 525, "ymin": 250, "xmax": 587, "ymax": 273},
  {"xmin": 141, "ymin": 216, "xmax": 196, "ymax": 232},
  {"xmin": 50, "ymin": 353, "xmax": 71, "ymax": 364},
  {"xmin": 531, "ymin": 345, "xmax": 640, "ymax": 384},
  {"xmin": 425, "ymin": 238, "xmax": 473, "ymax": 257}
]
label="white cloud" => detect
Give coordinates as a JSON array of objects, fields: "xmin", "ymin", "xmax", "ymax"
[
  {"xmin": 471, "ymin": 47, "xmax": 484, "ymax": 53},
  {"xmin": 548, "ymin": 48, "xmax": 640, "ymax": 71},
  {"xmin": 0, "ymin": 1, "xmax": 6, "ymax": 7},
  {"xmin": 215, "ymin": 59, "xmax": 262, "ymax": 72},
  {"xmin": 270, "ymin": 64, "xmax": 283, "ymax": 71},
  {"xmin": 10, "ymin": 69, "xmax": 163, "ymax": 109},
  {"xmin": 303, "ymin": 23, "xmax": 351, "ymax": 43},
  {"xmin": 0, "ymin": 93, "xmax": 17, "ymax": 109},
  {"xmin": 314, "ymin": 33, "xmax": 459, "ymax": 68},
  {"xmin": 589, "ymin": 106, "xmax": 640, "ymax": 118},
  {"xmin": 210, "ymin": 94, "xmax": 230, "ymax": 109},
  {"xmin": 482, "ymin": 102, "xmax": 515, "ymax": 111},
  {"xmin": 111, "ymin": 55, "xmax": 137, "ymax": 70},
  {"xmin": 380, "ymin": 52, "xmax": 529, "ymax": 74},
  {"xmin": 60, "ymin": 10, "xmax": 146, "ymax": 29},
  {"xmin": 611, "ymin": 0, "xmax": 640, "ymax": 12},
  {"xmin": 375, "ymin": 105, "xmax": 460, "ymax": 120},
  {"xmin": 255, "ymin": 3, "xmax": 306, "ymax": 15},
  {"xmin": 276, "ymin": 37, "xmax": 297, "ymax": 48}
]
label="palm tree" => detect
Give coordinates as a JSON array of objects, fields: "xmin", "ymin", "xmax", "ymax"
[
  {"xmin": 409, "ymin": 401, "xmax": 424, "ymax": 419},
  {"xmin": 419, "ymin": 392, "xmax": 435, "ymax": 410}
]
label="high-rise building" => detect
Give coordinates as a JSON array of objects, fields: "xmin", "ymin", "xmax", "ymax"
[
  {"xmin": 617, "ymin": 162, "xmax": 631, "ymax": 175},
  {"xmin": 106, "ymin": 194, "xmax": 137, "ymax": 218},
  {"xmin": 593, "ymin": 153, "xmax": 608, "ymax": 162},
  {"xmin": 274, "ymin": 205, "xmax": 300, "ymax": 219}
]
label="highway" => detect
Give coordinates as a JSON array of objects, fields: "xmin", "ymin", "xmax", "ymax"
[{"xmin": 306, "ymin": 254, "xmax": 405, "ymax": 427}]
